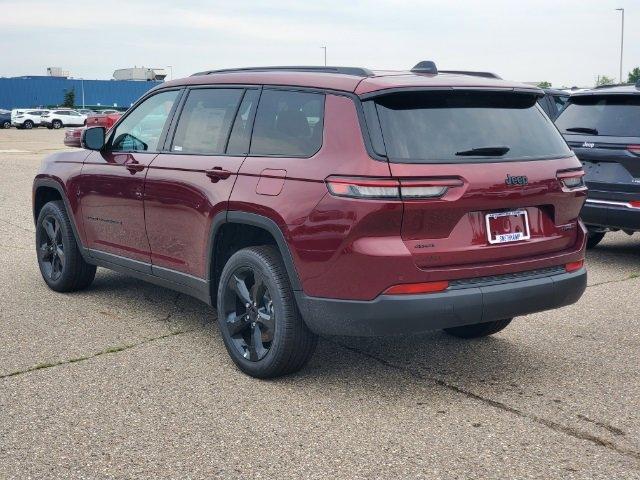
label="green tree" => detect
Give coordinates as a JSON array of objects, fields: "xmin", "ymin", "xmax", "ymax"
[
  {"xmin": 595, "ymin": 75, "xmax": 615, "ymax": 87},
  {"xmin": 628, "ymin": 67, "xmax": 640, "ymax": 84},
  {"xmin": 62, "ymin": 88, "xmax": 75, "ymax": 108},
  {"xmin": 537, "ymin": 81, "xmax": 552, "ymax": 89}
]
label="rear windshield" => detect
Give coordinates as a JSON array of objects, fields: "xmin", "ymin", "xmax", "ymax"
[
  {"xmin": 369, "ymin": 91, "xmax": 570, "ymax": 163},
  {"xmin": 556, "ymin": 95, "xmax": 640, "ymax": 137}
]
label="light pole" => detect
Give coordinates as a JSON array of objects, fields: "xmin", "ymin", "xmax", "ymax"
[
  {"xmin": 79, "ymin": 78, "xmax": 85, "ymax": 109},
  {"xmin": 167, "ymin": 65, "xmax": 173, "ymax": 81},
  {"xmin": 616, "ymin": 8, "xmax": 624, "ymax": 83},
  {"xmin": 321, "ymin": 47, "xmax": 327, "ymax": 66}
]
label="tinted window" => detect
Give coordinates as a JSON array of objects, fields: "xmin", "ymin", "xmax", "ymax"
[
  {"xmin": 227, "ymin": 89, "xmax": 260, "ymax": 155},
  {"xmin": 371, "ymin": 91, "xmax": 570, "ymax": 163},
  {"xmin": 110, "ymin": 90, "xmax": 179, "ymax": 152},
  {"xmin": 171, "ymin": 89, "xmax": 243, "ymax": 155},
  {"xmin": 554, "ymin": 95, "xmax": 569, "ymax": 112},
  {"xmin": 28, "ymin": 111, "xmax": 42, "ymax": 115},
  {"xmin": 556, "ymin": 95, "xmax": 640, "ymax": 137},
  {"xmin": 251, "ymin": 90, "xmax": 324, "ymax": 157}
]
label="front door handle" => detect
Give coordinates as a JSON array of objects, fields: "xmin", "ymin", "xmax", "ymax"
[
  {"xmin": 126, "ymin": 163, "xmax": 145, "ymax": 174},
  {"xmin": 205, "ymin": 167, "xmax": 232, "ymax": 183}
]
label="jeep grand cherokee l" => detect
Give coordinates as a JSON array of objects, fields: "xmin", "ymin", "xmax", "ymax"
[
  {"xmin": 556, "ymin": 81, "xmax": 640, "ymax": 248},
  {"xmin": 33, "ymin": 62, "xmax": 587, "ymax": 378}
]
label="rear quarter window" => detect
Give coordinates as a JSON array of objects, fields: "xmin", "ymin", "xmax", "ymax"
[
  {"xmin": 368, "ymin": 90, "xmax": 571, "ymax": 163},
  {"xmin": 556, "ymin": 95, "xmax": 640, "ymax": 137},
  {"xmin": 250, "ymin": 89, "xmax": 324, "ymax": 157}
]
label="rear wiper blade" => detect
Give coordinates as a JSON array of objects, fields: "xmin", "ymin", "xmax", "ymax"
[
  {"xmin": 565, "ymin": 127, "xmax": 599, "ymax": 135},
  {"xmin": 455, "ymin": 146, "xmax": 510, "ymax": 156}
]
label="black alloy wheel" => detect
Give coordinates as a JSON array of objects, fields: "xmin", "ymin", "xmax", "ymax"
[
  {"xmin": 38, "ymin": 215, "xmax": 65, "ymax": 281},
  {"xmin": 24, "ymin": 120, "xmax": 33, "ymax": 129},
  {"xmin": 221, "ymin": 266, "xmax": 276, "ymax": 361}
]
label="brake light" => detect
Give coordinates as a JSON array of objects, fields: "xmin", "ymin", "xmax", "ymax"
[
  {"xmin": 628, "ymin": 145, "xmax": 640, "ymax": 156},
  {"xmin": 557, "ymin": 169, "xmax": 585, "ymax": 189},
  {"xmin": 629, "ymin": 201, "xmax": 640, "ymax": 208},
  {"xmin": 326, "ymin": 177, "xmax": 400, "ymax": 199},
  {"xmin": 384, "ymin": 280, "xmax": 449, "ymax": 295},
  {"xmin": 565, "ymin": 260, "xmax": 584, "ymax": 273},
  {"xmin": 325, "ymin": 177, "xmax": 460, "ymax": 200}
]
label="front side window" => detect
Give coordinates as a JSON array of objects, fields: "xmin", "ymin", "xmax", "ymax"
[
  {"xmin": 370, "ymin": 90, "xmax": 571, "ymax": 163},
  {"xmin": 556, "ymin": 95, "xmax": 640, "ymax": 137},
  {"xmin": 171, "ymin": 88, "xmax": 243, "ymax": 155},
  {"xmin": 110, "ymin": 90, "xmax": 179, "ymax": 152},
  {"xmin": 250, "ymin": 90, "xmax": 324, "ymax": 157}
]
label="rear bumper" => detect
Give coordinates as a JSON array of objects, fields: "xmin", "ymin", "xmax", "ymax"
[
  {"xmin": 296, "ymin": 267, "xmax": 586, "ymax": 336},
  {"xmin": 582, "ymin": 199, "xmax": 640, "ymax": 231}
]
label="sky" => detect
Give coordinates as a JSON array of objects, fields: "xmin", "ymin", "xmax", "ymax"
[{"xmin": 1, "ymin": 0, "xmax": 637, "ymax": 88}]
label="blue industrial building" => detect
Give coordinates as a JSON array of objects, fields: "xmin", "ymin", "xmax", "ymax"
[{"xmin": 0, "ymin": 76, "xmax": 162, "ymax": 110}]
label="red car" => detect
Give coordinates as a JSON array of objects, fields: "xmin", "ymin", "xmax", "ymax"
[
  {"xmin": 64, "ymin": 111, "xmax": 123, "ymax": 148},
  {"xmin": 33, "ymin": 62, "xmax": 587, "ymax": 377}
]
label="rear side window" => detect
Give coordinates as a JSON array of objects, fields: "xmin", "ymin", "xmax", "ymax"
[
  {"xmin": 556, "ymin": 95, "xmax": 640, "ymax": 137},
  {"xmin": 369, "ymin": 91, "xmax": 571, "ymax": 163},
  {"xmin": 172, "ymin": 88, "xmax": 243, "ymax": 154},
  {"xmin": 250, "ymin": 90, "xmax": 324, "ymax": 157}
]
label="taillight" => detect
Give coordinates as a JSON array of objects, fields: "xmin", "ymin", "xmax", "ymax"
[
  {"xmin": 325, "ymin": 177, "xmax": 460, "ymax": 200},
  {"xmin": 326, "ymin": 177, "xmax": 400, "ymax": 199},
  {"xmin": 565, "ymin": 260, "xmax": 584, "ymax": 273},
  {"xmin": 629, "ymin": 201, "xmax": 640, "ymax": 208},
  {"xmin": 383, "ymin": 280, "xmax": 449, "ymax": 295},
  {"xmin": 627, "ymin": 145, "xmax": 640, "ymax": 156},
  {"xmin": 557, "ymin": 169, "xmax": 585, "ymax": 189}
]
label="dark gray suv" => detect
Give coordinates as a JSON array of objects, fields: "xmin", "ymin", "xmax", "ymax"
[{"xmin": 556, "ymin": 81, "xmax": 640, "ymax": 247}]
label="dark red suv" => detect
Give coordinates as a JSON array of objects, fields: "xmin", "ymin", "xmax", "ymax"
[{"xmin": 33, "ymin": 62, "xmax": 588, "ymax": 377}]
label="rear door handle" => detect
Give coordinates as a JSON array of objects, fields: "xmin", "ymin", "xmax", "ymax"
[
  {"xmin": 205, "ymin": 167, "xmax": 232, "ymax": 183},
  {"xmin": 126, "ymin": 163, "xmax": 145, "ymax": 174}
]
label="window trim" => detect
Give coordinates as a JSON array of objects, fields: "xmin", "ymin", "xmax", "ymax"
[{"xmin": 104, "ymin": 87, "xmax": 185, "ymax": 154}]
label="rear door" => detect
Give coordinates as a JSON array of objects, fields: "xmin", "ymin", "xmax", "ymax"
[
  {"xmin": 366, "ymin": 89, "xmax": 585, "ymax": 270},
  {"xmin": 143, "ymin": 87, "xmax": 257, "ymax": 279}
]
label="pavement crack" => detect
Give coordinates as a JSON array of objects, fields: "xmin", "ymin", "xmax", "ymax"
[
  {"xmin": 331, "ymin": 340, "xmax": 640, "ymax": 462},
  {"xmin": 0, "ymin": 327, "xmax": 201, "ymax": 380},
  {"xmin": 587, "ymin": 274, "xmax": 640, "ymax": 288}
]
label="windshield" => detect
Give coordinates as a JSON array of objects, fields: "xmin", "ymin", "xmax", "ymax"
[
  {"xmin": 556, "ymin": 95, "xmax": 640, "ymax": 137},
  {"xmin": 369, "ymin": 90, "xmax": 571, "ymax": 163}
]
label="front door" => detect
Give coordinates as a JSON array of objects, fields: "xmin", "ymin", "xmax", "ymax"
[
  {"xmin": 78, "ymin": 89, "xmax": 181, "ymax": 266},
  {"xmin": 144, "ymin": 87, "xmax": 258, "ymax": 279}
]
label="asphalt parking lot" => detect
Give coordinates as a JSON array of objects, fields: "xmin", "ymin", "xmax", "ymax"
[{"xmin": 0, "ymin": 128, "xmax": 639, "ymax": 479}]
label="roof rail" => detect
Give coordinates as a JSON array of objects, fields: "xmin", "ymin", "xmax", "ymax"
[
  {"xmin": 594, "ymin": 82, "xmax": 629, "ymax": 89},
  {"xmin": 439, "ymin": 70, "xmax": 502, "ymax": 79},
  {"xmin": 191, "ymin": 66, "xmax": 374, "ymax": 77},
  {"xmin": 411, "ymin": 61, "xmax": 438, "ymax": 75}
]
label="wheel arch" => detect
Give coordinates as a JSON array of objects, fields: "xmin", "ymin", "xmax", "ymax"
[
  {"xmin": 33, "ymin": 178, "xmax": 88, "ymax": 260},
  {"xmin": 208, "ymin": 211, "xmax": 303, "ymax": 304}
]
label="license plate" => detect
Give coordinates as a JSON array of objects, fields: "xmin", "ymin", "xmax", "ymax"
[{"xmin": 485, "ymin": 210, "xmax": 530, "ymax": 244}]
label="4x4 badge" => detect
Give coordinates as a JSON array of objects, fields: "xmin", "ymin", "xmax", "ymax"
[{"xmin": 505, "ymin": 174, "xmax": 528, "ymax": 186}]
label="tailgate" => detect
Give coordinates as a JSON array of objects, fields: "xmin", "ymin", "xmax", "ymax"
[{"xmin": 390, "ymin": 158, "xmax": 585, "ymax": 270}]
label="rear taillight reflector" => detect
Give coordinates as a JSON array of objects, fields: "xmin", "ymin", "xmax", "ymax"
[
  {"xmin": 384, "ymin": 281, "xmax": 449, "ymax": 295},
  {"xmin": 565, "ymin": 260, "xmax": 584, "ymax": 273},
  {"xmin": 628, "ymin": 145, "xmax": 640, "ymax": 155},
  {"xmin": 400, "ymin": 185, "xmax": 448, "ymax": 198}
]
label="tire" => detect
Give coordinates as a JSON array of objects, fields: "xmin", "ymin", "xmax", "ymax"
[
  {"xmin": 36, "ymin": 200, "xmax": 96, "ymax": 292},
  {"xmin": 217, "ymin": 245, "xmax": 318, "ymax": 378},
  {"xmin": 52, "ymin": 120, "xmax": 63, "ymax": 129},
  {"xmin": 2, "ymin": 121, "xmax": 9, "ymax": 129},
  {"xmin": 444, "ymin": 318, "xmax": 513, "ymax": 339},
  {"xmin": 23, "ymin": 120, "xmax": 33, "ymax": 129},
  {"xmin": 586, "ymin": 231, "xmax": 605, "ymax": 249}
]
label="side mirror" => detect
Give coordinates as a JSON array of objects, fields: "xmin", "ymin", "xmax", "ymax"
[{"xmin": 81, "ymin": 127, "xmax": 106, "ymax": 150}]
